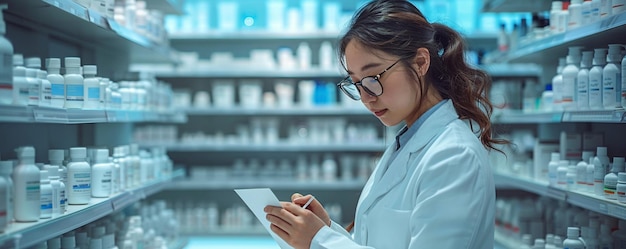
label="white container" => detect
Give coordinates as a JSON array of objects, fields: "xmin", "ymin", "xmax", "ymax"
[
  {"xmin": 589, "ymin": 48, "xmax": 607, "ymax": 109},
  {"xmin": 323, "ymin": 2, "xmax": 341, "ymax": 32},
  {"xmin": 557, "ymin": 160, "xmax": 569, "ymax": 188},
  {"xmin": 552, "ymin": 58, "xmax": 566, "ymax": 110},
  {"xmin": 577, "ymin": 51, "xmax": 593, "ymax": 109},
  {"xmin": 25, "ymin": 68, "xmax": 39, "ymax": 106},
  {"xmin": 297, "ymin": 42, "xmax": 312, "ymax": 70},
  {"xmin": 67, "ymin": 147, "xmax": 91, "ymax": 205},
  {"xmin": 616, "ymin": 172, "xmax": 626, "ymax": 203},
  {"xmin": 64, "ymin": 57, "xmax": 84, "ymax": 109},
  {"xmin": 113, "ymin": 146, "xmax": 127, "ymax": 191},
  {"xmin": 0, "ymin": 4, "xmax": 13, "ymax": 105},
  {"xmin": 586, "ymin": 156, "xmax": 596, "ymax": 193},
  {"xmin": 0, "ymin": 174, "xmax": 6, "ymax": 232},
  {"xmin": 602, "ymin": 44, "xmax": 622, "ymax": 109},
  {"xmin": 593, "ymin": 147, "xmax": 610, "ymax": 196},
  {"xmin": 38, "ymin": 70, "xmax": 51, "ymax": 107},
  {"xmin": 563, "ymin": 227, "xmax": 585, "ymax": 249},
  {"xmin": 600, "ymin": 0, "xmax": 611, "ymax": 18},
  {"xmin": 266, "ymin": 0, "xmax": 285, "ymax": 31},
  {"xmin": 212, "ymin": 80, "xmax": 235, "ymax": 108},
  {"xmin": 612, "ymin": 0, "xmax": 626, "ymax": 14},
  {"xmin": 607, "ymin": 157, "xmax": 626, "ymax": 199},
  {"xmin": 581, "ymin": 0, "xmax": 593, "ymax": 25},
  {"xmin": 576, "ymin": 151, "xmax": 594, "ymax": 191},
  {"xmin": 13, "ymin": 146, "xmax": 41, "ymax": 222},
  {"xmin": 319, "ymin": 41, "xmax": 334, "ymax": 70},
  {"xmin": 532, "ymin": 238, "xmax": 545, "ymax": 249},
  {"xmin": 91, "ymin": 149, "xmax": 111, "ymax": 198},
  {"xmin": 548, "ymin": 152, "xmax": 561, "ymax": 187},
  {"xmin": 568, "ymin": 0, "xmax": 583, "ymax": 29},
  {"xmin": 45, "ymin": 165, "xmax": 65, "ymax": 217},
  {"xmin": 550, "ymin": 1, "xmax": 564, "ymax": 33},
  {"xmin": 238, "ymin": 80, "xmax": 262, "ymax": 108},
  {"xmin": 39, "ymin": 169, "xmax": 52, "ymax": 219},
  {"xmin": 129, "ymin": 144, "xmax": 141, "ymax": 188},
  {"xmin": 46, "ymin": 58, "xmax": 65, "ymax": 108},
  {"xmin": 217, "ymin": 1, "xmax": 238, "ymax": 31},
  {"xmin": 0, "ymin": 160, "xmax": 13, "ymax": 224},
  {"xmin": 301, "ymin": 0, "xmax": 318, "ymax": 31},
  {"xmin": 83, "ymin": 65, "xmax": 100, "ymax": 110},
  {"xmin": 12, "ymin": 55, "xmax": 28, "ymax": 106}
]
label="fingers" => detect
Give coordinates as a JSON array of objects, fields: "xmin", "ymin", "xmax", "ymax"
[
  {"xmin": 292, "ymin": 194, "xmax": 313, "ymax": 206},
  {"xmin": 291, "ymin": 193, "xmax": 303, "ymax": 202}
]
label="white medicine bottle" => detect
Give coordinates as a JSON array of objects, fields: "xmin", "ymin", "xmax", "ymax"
[
  {"xmin": 0, "ymin": 174, "xmax": 7, "ymax": 232},
  {"xmin": 25, "ymin": 68, "xmax": 39, "ymax": 106},
  {"xmin": 577, "ymin": 51, "xmax": 594, "ymax": 110},
  {"xmin": 0, "ymin": 160, "xmax": 13, "ymax": 224},
  {"xmin": 13, "ymin": 146, "xmax": 41, "ymax": 222},
  {"xmin": 38, "ymin": 70, "xmax": 51, "ymax": 107},
  {"xmin": 0, "ymin": 4, "xmax": 13, "ymax": 105},
  {"xmin": 605, "ymin": 157, "xmax": 625, "ymax": 200},
  {"xmin": 83, "ymin": 65, "xmax": 100, "ymax": 110},
  {"xmin": 63, "ymin": 57, "xmax": 84, "ymax": 109},
  {"xmin": 589, "ymin": 48, "xmax": 608, "ymax": 109},
  {"xmin": 602, "ymin": 44, "xmax": 622, "ymax": 110},
  {"xmin": 617, "ymin": 172, "xmax": 626, "ymax": 203},
  {"xmin": 576, "ymin": 150, "xmax": 594, "ymax": 191},
  {"xmin": 44, "ymin": 165, "xmax": 65, "ymax": 216},
  {"xmin": 563, "ymin": 227, "xmax": 585, "ymax": 249},
  {"xmin": 594, "ymin": 146, "xmax": 610, "ymax": 196},
  {"xmin": 12, "ymin": 54, "xmax": 28, "ymax": 106},
  {"xmin": 549, "ymin": 152, "xmax": 561, "ymax": 187},
  {"xmin": 562, "ymin": 46, "xmax": 583, "ymax": 110},
  {"xmin": 46, "ymin": 58, "xmax": 65, "ymax": 108},
  {"xmin": 39, "ymin": 169, "xmax": 52, "ymax": 219},
  {"xmin": 67, "ymin": 147, "xmax": 91, "ymax": 205},
  {"xmin": 91, "ymin": 148, "xmax": 112, "ymax": 198}
]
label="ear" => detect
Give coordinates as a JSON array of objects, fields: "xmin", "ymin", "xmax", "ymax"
[{"xmin": 414, "ymin": 47, "xmax": 430, "ymax": 76}]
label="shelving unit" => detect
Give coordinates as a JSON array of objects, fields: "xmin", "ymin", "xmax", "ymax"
[
  {"xmin": 482, "ymin": 0, "xmax": 551, "ymax": 13},
  {"xmin": 0, "ymin": 105, "xmax": 187, "ymax": 124},
  {"xmin": 138, "ymin": 143, "xmax": 387, "ymax": 152},
  {"xmin": 181, "ymin": 106, "xmax": 369, "ymax": 116},
  {"xmin": 0, "ymin": 169, "xmax": 185, "ymax": 248},
  {"xmin": 491, "ymin": 110, "xmax": 626, "ymax": 124},
  {"xmin": 154, "ymin": 68, "xmax": 343, "ymax": 79},
  {"xmin": 167, "ymin": 179, "xmax": 365, "ymax": 191}
]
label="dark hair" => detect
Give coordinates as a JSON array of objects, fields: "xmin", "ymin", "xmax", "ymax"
[{"xmin": 338, "ymin": 0, "xmax": 506, "ymax": 152}]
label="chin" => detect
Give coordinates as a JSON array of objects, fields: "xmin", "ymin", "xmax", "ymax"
[{"xmin": 378, "ymin": 117, "xmax": 402, "ymax": 127}]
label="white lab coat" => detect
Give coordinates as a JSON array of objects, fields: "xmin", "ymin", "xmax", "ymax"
[{"xmin": 310, "ymin": 100, "xmax": 495, "ymax": 249}]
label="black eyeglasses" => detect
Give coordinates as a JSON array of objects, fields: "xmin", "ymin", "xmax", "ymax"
[{"xmin": 337, "ymin": 59, "xmax": 401, "ymax": 100}]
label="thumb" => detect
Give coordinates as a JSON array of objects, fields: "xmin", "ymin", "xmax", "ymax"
[{"xmin": 291, "ymin": 193, "xmax": 304, "ymax": 202}]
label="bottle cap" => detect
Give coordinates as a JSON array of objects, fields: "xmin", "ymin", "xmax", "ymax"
[
  {"xmin": 40, "ymin": 169, "xmax": 50, "ymax": 183},
  {"xmin": 45, "ymin": 165, "xmax": 59, "ymax": 179},
  {"xmin": 94, "ymin": 149, "xmax": 109, "ymax": 164},
  {"xmin": 47, "ymin": 237, "xmax": 61, "ymax": 249},
  {"xmin": 70, "ymin": 147, "xmax": 87, "ymax": 159},
  {"xmin": 64, "ymin": 57, "xmax": 81, "ymax": 68},
  {"xmin": 597, "ymin": 147, "xmax": 607, "ymax": 156},
  {"xmin": 13, "ymin": 54, "xmax": 23, "ymax": 66},
  {"xmin": 552, "ymin": 1, "xmax": 563, "ymax": 10},
  {"xmin": 92, "ymin": 226, "xmax": 106, "ymax": 238},
  {"xmin": 89, "ymin": 238, "xmax": 102, "ymax": 249},
  {"xmin": 607, "ymin": 44, "xmax": 623, "ymax": 62},
  {"xmin": 16, "ymin": 146, "xmax": 35, "ymax": 159},
  {"xmin": 614, "ymin": 157, "xmax": 625, "ymax": 168},
  {"xmin": 567, "ymin": 227, "xmax": 580, "ymax": 238},
  {"xmin": 534, "ymin": 239, "xmax": 545, "ymax": 247},
  {"xmin": 46, "ymin": 58, "xmax": 61, "ymax": 69},
  {"xmin": 83, "ymin": 65, "xmax": 97, "ymax": 76},
  {"xmin": 26, "ymin": 57, "xmax": 41, "ymax": 69},
  {"xmin": 618, "ymin": 172, "xmax": 626, "ymax": 183},
  {"xmin": 130, "ymin": 144, "xmax": 139, "ymax": 155},
  {"xmin": 61, "ymin": 236, "xmax": 76, "ymax": 248},
  {"xmin": 566, "ymin": 46, "xmax": 584, "ymax": 64},
  {"xmin": 48, "ymin": 149, "xmax": 64, "ymax": 163},
  {"xmin": 592, "ymin": 48, "xmax": 608, "ymax": 66},
  {"xmin": 580, "ymin": 51, "xmax": 593, "ymax": 68}
]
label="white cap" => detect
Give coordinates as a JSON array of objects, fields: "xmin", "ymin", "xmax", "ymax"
[
  {"xmin": 567, "ymin": 227, "xmax": 580, "ymax": 238},
  {"xmin": 592, "ymin": 48, "xmax": 608, "ymax": 66},
  {"xmin": 94, "ymin": 149, "xmax": 109, "ymax": 164},
  {"xmin": 61, "ymin": 235, "xmax": 76, "ymax": 249},
  {"xmin": 83, "ymin": 65, "xmax": 97, "ymax": 76},
  {"xmin": 580, "ymin": 51, "xmax": 593, "ymax": 68},
  {"xmin": 64, "ymin": 57, "xmax": 81, "ymax": 68},
  {"xmin": 597, "ymin": 147, "xmax": 607, "ymax": 156},
  {"xmin": 89, "ymin": 238, "xmax": 102, "ymax": 249},
  {"xmin": 522, "ymin": 234, "xmax": 532, "ymax": 245},
  {"xmin": 533, "ymin": 239, "xmax": 545, "ymax": 247},
  {"xmin": 552, "ymin": 1, "xmax": 563, "ymax": 10},
  {"xmin": 16, "ymin": 146, "xmax": 35, "ymax": 159},
  {"xmin": 45, "ymin": 165, "xmax": 60, "ymax": 179},
  {"xmin": 49, "ymin": 149, "xmax": 64, "ymax": 163},
  {"xmin": 545, "ymin": 234, "xmax": 554, "ymax": 244},
  {"xmin": 0, "ymin": 161, "xmax": 13, "ymax": 174},
  {"xmin": 553, "ymin": 235, "xmax": 563, "ymax": 247},
  {"xmin": 70, "ymin": 147, "xmax": 87, "ymax": 159},
  {"xmin": 40, "ymin": 169, "xmax": 50, "ymax": 183},
  {"xmin": 92, "ymin": 226, "xmax": 106, "ymax": 238},
  {"xmin": 26, "ymin": 57, "xmax": 42, "ymax": 69},
  {"xmin": 46, "ymin": 58, "xmax": 61, "ymax": 69},
  {"xmin": 130, "ymin": 144, "xmax": 139, "ymax": 155},
  {"xmin": 47, "ymin": 236, "xmax": 61, "ymax": 249},
  {"xmin": 614, "ymin": 157, "xmax": 625, "ymax": 171},
  {"xmin": 571, "ymin": 0, "xmax": 582, "ymax": 5},
  {"xmin": 607, "ymin": 44, "xmax": 623, "ymax": 62},
  {"xmin": 102, "ymin": 234, "xmax": 115, "ymax": 248},
  {"xmin": 619, "ymin": 172, "xmax": 626, "ymax": 183},
  {"xmin": 13, "ymin": 54, "xmax": 23, "ymax": 66},
  {"xmin": 566, "ymin": 46, "xmax": 584, "ymax": 64}
]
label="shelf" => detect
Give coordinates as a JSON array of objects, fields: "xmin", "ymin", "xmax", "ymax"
[
  {"xmin": 502, "ymin": 12, "xmax": 626, "ymax": 63},
  {"xmin": 482, "ymin": 0, "xmax": 551, "ymax": 13},
  {"xmin": 145, "ymin": 0, "xmax": 184, "ymax": 15},
  {"xmin": 169, "ymin": 30, "xmax": 342, "ymax": 41},
  {"xmin": 0, "ymin": 105, "xmax": 187, "ymax": 124},
  {"xmin": 182, "ymin": 106, "xmax": 370, "ymax": 116},
  {"xmin": 0, "ymin": 169, "xmax": 185, "ymax": 249},
  {"xmin": 167, "ymin": 179, "xmax": 366, "ymax": 191},
  {"xmin": 139, "ymin": 142, "xmax": 387, "ymax": 152},
  {"xmin": 480, "ymin": 63, "xmax": 542, "ymax": 78},
  {"xmin": 492, "ymin": 110, "xmax": 626, "ymax": 124},
  {"xmin": 154, "ymin": 68, "xmax": 344, "ymax": 79},
  {"xmin": 5, "ymin": 0, "xmax": 179, "ymax": 64},
  {"xmin": 494, "ymin": 172, "xmax": 626, "ymax": 221}
]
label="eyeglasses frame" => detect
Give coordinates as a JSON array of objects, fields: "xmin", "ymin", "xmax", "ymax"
[{"xmin": 337, "ymin": 59, "xmax": 402, "ymax": 100}]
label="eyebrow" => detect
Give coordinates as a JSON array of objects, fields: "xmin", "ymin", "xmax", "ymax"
[{"xmin": 346, "ymin": 62, "xmax": 383, "ymax": 75}]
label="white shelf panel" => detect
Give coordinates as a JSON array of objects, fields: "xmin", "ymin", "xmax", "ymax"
[
  {"xmin": 139, "ymin": 142, "xmax": 387, "ymax": 152},
  {"xmin": 502, "ymin": 12, "xmax": 626, "ymax": 63},
  {"xmin": 0, "ymin": 105, "xmax": 187, "ymax": 124},
  {"xmin": 0, "ymin": 169, "xmax": 185, "ymax": 248},
  {"xmin": 492, "ymin": 110, "xmax": 626, "ymax": 124},
  {"xmin": 154, "ymin": 68, "xmax": 344, "ymax": 78},
  {"xmin": 494, "ymin": 172, "xmax": 626, "ymax": 221},
  {"xmin": 182, "ymin": 106, "xmax": 370, "ymax": 116},
  {"xmin": 480, "ymin": 63, "xmax": 542, "ymax": 78},
  {"xmin": 5, "ymin": 0, "xmax": 178, "ymax": 64},
  {"xmin": 167, "ymin": 179, "xmax": 366, "ymax": 190}
]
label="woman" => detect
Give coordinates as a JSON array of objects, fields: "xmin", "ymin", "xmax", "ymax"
[{"xmin": 264, "ymin": 0, "xmax": 505, "ymax": 248}]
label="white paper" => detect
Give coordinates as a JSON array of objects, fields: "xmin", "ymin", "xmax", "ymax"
[{"xmin": 234, "ymin": 188, "xmax": 294, "ymax": 249}]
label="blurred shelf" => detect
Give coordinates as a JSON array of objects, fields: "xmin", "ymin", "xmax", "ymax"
[
  {"xmin": 154, "ymin": 68, "xmax": 344, "ymax": 78},
  {"xmin": 482, "ymin": 0, "xmax": 551, "ymax": 12},
  {"xmin": 168, "ymin": 238, "xmax": 189, "ymax": 249},
  {"xmin": 181, "ymin": 106, "xmax": 370, "ymax": 116},
  {"xmin": 139, "ymin": 142, "xmax": 387, "ymax": 152},
  {"xmin": 501, "ymin": 12, "xmax": 626, "ymax": 63},
  {"xmin": 492, "ymin": 110, "xmax": 626, "ymax": 124},
  {"xmin": 0, "ymin": 169, "xmax": 185, "ymax": 249},
  {"xmin": 182, "ymin": 229, "xmax": 268, "ymax": 236},
  {"xmin": 494, "ymin": 230, "xmax": 521, "ymax": 249},
  {"xmin": 494, "ymin": 172, "xmax": 626, "ymax": 221},
  {"xmin": 480, "ymin": 63, "xmax": 542, "ymax": 78},
  {"xmin": 167, "ymin": 179, "xmax": 366, "ymax": 190},
  {"xmin": 183, "ymin": 235, "xmax": 280, "ymax": 249},
  {"xmin": 145, "ymin": 0, "xmax": 184, "ymax": 15},
  {"xmin": 169, "ymin": 30, "xmax": 342, "ymax": 40},
  {"xmin": 5, "ymin": 0, "xmax": 179, "ymax": 64},
  {"xmin": 0, "ymin": 105, "xmax": 187, "ymax": 124}
]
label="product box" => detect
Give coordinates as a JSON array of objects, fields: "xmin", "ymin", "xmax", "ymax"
[{"xmin": 560, "ymin": 132, "xmax": 582, "ymax": 161}]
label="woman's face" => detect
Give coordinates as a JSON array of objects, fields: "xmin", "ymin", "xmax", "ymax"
[{"xmin": 344, "ymin": 40, "xmax": 421, "ymax": 127}]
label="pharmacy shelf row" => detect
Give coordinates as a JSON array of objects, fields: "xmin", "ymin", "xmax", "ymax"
[
  {"xmin": 494, "ymin": 230, "xmax": 522, "ymax": 249},
  {"xmin": 181, "ymin": 106, "xmax": 370, "ymax": 116},
  {"xmin": 4, "ymin": 0, "xmax": 179, "ymax": 64},
  {"xmin": 138, "ymin": 142, "xmax": 387, "ymax": 152},
  {"xmin": 491, "ymin": 109, "xmax": 626, "ymax": 124},
  {"xmin": 0, "ymin": 104, "xmax": 187, "ymax": 124},
  {"xmin": 0, "ymin": 169, "xmax": 185, "ymax": 249},
  {"xmin": 482, "ymin": 0, "xmax": 550, "ymax": 13},
  {"xmin": 502, "ymin": 11, "xmax": 626, "ymax": 63},
  {"xmin": 494, "ymin": 173, "xmax": 626, "ymax": 221},
  {"xmin": 166, "ymin": 179, "xmax": 366, "ymax": 191},
  {"xmin": 149, "ymin": 63, "xmax": 540, "ymax": 79}
]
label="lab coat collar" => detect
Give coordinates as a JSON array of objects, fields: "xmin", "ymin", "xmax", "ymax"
[{"xmin": 356, "ymin": 100, "xmax": 458, "ymax": 216}]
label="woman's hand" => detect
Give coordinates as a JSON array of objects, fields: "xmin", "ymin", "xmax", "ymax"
[
  {"xmin": 265, "ymin": 202, "xmax": 327, "ymax": 249},
  {"xmin": 291, "ymin": 193, "xmax": 331, "ymax": 226}
]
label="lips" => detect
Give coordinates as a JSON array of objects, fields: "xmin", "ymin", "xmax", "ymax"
[{"xmin": 373, "ymin": 109, "xmax": 387, "ymax": 117}]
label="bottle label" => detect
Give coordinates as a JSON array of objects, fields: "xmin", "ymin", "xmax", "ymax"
[
  {"xmin": 51, "ymin": 83, "xmax": 64, "ymax": 99},
  {"xmin": 26, "ymin": 181, "xmax": 40, "ymax": 201},
  {"xmin": 66, "ymin": 85, "xmax": 84, "ymax": 102},
  {"xmin": 29, "ymin": 82, "xmax": 40, "ymax": 102},
  {"xmin": 71, "ymin": 172, "xmax": 91, "ymax": 193},
  {"xmin": 41, "ymin": 191, "xmax": 52, "ymax": 211},
  {"xmin": 603, "ymin": 72, "xmax": 617, "ymax": 107},
  {"xmin": 0, "ymin": 53, "xmax": 11, "ymax": 86},
  {"xmin": 87, "ymin": 87, "xmax": 100, "ymax": 100}
]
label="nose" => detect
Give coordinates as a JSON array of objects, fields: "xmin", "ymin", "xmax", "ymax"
[{"xmin": 358, "ymin": 85, "xmax": 376, "ymax": 103}]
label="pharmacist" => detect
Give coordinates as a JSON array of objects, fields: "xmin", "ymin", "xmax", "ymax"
[{"xmin": 264, "ymin": 0, "xmax": 505, "ymax": 248}]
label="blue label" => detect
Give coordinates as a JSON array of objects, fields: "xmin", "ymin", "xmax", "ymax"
[
  {"xmin": 66, "ymin": 85, "xmax": 84, "ymax": 97},
  {"xmin": 88, "ymin": 87, "xmax": 100, "ymax": 99},
  {"xmin": 72, "ymin": 183, "xmax": 91, "ymax": 190},
  {"xmin": 51, "ymin": 83, "xmax": 64, "ymax": 96},
  {"xmin": 41, "ymin": 203, "xmax": 52, "ymax": 209}
]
